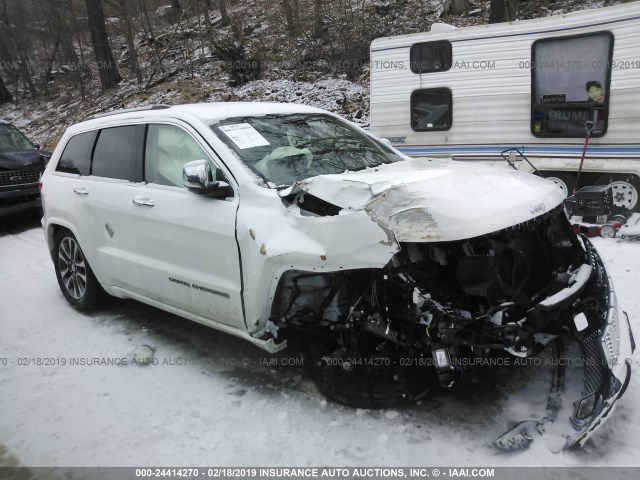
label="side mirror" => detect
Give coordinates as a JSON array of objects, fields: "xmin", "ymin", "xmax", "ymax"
[
  {"xmin": 34, "ymin": 143, "xmax": 41, "ymax": 150},
  {"xmin": 183, "ymin": 160, "xmax": 233, "ymax": 198}
]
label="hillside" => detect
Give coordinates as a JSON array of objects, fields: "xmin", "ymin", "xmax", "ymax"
[{"xmin": 0, "ymin": 0, "xmax": 608, "ymax": 150}]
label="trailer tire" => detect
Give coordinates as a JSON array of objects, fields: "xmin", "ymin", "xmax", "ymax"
[
  {"xmin": 543, "ymin": 173, "xmax": 574, "ymax": 198},
  {"xmin": 609, "ymin": 176, "xmax": 639, "ymax": 211}
]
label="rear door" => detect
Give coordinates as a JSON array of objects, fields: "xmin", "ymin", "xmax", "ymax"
[{"xmin": 73, "ymin": 124, "xmax": 148, "ymax": 287}]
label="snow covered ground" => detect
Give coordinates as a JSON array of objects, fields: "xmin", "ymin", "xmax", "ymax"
[{"xmin": 0, "ymin": 214, "xmax": 639, "ymax": 469}]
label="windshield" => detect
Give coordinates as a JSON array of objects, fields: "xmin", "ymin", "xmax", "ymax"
[
  {"xmin": 211, "ymin": 113, "xmax": 403, "ymax": 186},
  {"xmin": 0, "ymin": 124, "xmax": 35, "ymax": 151}
]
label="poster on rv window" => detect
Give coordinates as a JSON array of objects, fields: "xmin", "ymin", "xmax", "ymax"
[{"xmin": 533, "ymin": 32, "xmax": 611, "ymax": 104}]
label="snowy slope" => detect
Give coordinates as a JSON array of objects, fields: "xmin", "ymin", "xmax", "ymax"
[{"xmin": 0, "ymin": 216, "xmax": 638, "ymax": 468}]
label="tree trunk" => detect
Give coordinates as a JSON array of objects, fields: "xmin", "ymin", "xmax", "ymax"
[
  {"xmin": 489, "ymin": 0, "xmax": 505, "ymax": 23},
  {"xmin": 138, "ymin": 0, "xmax": 155, "ymax": 40},
  {"xmin": 282, "ymin": 0, "xmax": 297, "ymax": 36},
  {"xmin": 313, "ymin": 0, "xmax": 323, "ymax": 37},
  {"xmin": 505, "ymin": 0, "xmax": 518, "ymax": 20},
  {"xmin": 120, "ymin": 0, "xmax": 142, "ymax": 84},
  {"xmin": 58, "ymin": 4, "xmax": 80, "ymax": 67},
  {"xmin": 84, "ymin": 0, "xmax": 122, "ymax": 90},
  {"xmin": 171, "ymin": 0, "xmax": 182, "ymax": 14},
  {"xmin": 201, "ymin": 0, "xmax": 211, "ymax": 32},
  {"xmin": 450, "ymin": 0, "xmax": 468, "ymax": 15},
  {"xmin": 489, "ymin": 0, "xmax": 518, "ymax": 23},
  {"xmin": 0, "ymin": 1, "xmax": 37, "ymax": 97},
  {"xmin": 0, "ymin": 74, "xmax": 12, "ymax": 104},
  {"xmin": 219, "ymin": 0, "xmax": 231, "ymax": 26},
  {"xmin": 67, "ymin": 0, "xmax": 87, "ymax": 99}
]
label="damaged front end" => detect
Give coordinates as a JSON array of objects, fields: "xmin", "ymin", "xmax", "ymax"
[{"xmin": 270, "ymin": 204, "xmax": 634, "ymax": 450}]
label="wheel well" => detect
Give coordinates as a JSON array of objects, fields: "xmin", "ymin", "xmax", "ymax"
[
  {"xmin": 537, "ymin": 171, "xmax": 640, "ymax": 183},
  {"xmin": 48, "ymin": 224, "xmax": 71, "ymax": 261},
  {"xmin": 538, "ymin": 171, "xmax": 640, "ymax": 203}
]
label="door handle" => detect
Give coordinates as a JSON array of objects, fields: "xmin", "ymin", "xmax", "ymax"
[
  {"xmin": 73, "ymin": 187, "xmax": 89, "ymax": 196},
  {"xmin": 133, "ymin": 196, "xmax": 154, "ymax": 207}
]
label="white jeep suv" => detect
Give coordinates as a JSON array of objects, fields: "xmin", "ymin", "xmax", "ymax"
[{"xmin": 41, "ymin": 103, "xmax": 633, "ymax": 450}]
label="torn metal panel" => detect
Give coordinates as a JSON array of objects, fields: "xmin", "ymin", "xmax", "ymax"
[
  {"xmin": 235, "ymin": 183, "xmax": 399, "ymax": 335},
  {"xmin": 495, "ymin": 238, "xmax": 635, "ymax": 451}
]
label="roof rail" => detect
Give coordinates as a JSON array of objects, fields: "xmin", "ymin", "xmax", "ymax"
[{"xmin": 85, "ymin": 104, "xmax": 172, "ymax": 121}]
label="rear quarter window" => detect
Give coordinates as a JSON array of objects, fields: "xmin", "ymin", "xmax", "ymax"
[{"xmin": 55, "ymin": 131, "xmax": 97, "ymax": 175}]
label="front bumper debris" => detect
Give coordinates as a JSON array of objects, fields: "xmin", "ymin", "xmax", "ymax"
[{"xmin": 496, "ymin": 236, "xmax": 634, "ymax": 451}]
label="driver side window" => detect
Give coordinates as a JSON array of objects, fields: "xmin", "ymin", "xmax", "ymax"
[{"xmin": 145, "ymin": 124, "xmax": 212, "ymax": 187}]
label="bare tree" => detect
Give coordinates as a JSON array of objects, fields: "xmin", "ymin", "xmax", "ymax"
[
  {"xmin": 84, "ymin": 0, "xmax": 121, "ymax": 89},
  {"xmin": 0, "ymin": 1, "xmax": 37, "ymax": 97},
  {"xmin": 37, "ymin": 0, "xmax": 79, "ymax": 86},
  {"xmin": 313, "ymin": 0, "xmax": 324, "ymax": 37},
  {"xmin": 200, "ymin": 0, "xmax": 211, "ymax": 32},
  {"xmin": 450, "ymin": 0, "xmax": 468, "ymax": 15},
  {"xmin": 67, "ymin": 0, "xmax": 88, "ymax": 99},
  {"xmin": 118, "ymin": 0, "xmax": 142, "ymax": 84},
  {"xmin": 0, "ymin": 74, "xmax": 11, "ymax": 104},
  {"xmin": 138, "ymin": 0, "xmax": 155, "ymax": 40},
  {"xmin": 219, "ymin": 0, "xmax": 231, "ymax": 26},
  {"xmin": 282, "ymin": 0, "xmax": 298, "ymax": 36},
  {"xmin": 489, "ymin": 0, "xmax": 518, "ymax": 23}
]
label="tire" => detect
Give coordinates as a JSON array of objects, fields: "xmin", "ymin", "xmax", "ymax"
[
  {"xmin": 543, "ymin": 173, "xmax": 574, "ymax": 198},
  {"xmin": 609, "ymin": 177, "xmax": 639, "ymax": 211},
  {"xmin": 54, "ymin": 230, "xmax": 106, "ymax": 310},
  {"xmin": 305, "ymin": 339, "xmax": 436, "ymax": 409}
]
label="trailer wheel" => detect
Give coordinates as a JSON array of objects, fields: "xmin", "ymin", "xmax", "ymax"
[
  {"xmin": 609, "ymin": 177, "xmax": 639, "ymax": 211},
  {"xmin": 543, "ymin": 173, "xmax": 574, "ymax": 198}
]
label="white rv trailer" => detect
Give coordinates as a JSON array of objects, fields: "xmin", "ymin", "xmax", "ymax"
[{"xmin": 369, "ymin": 2, "xmax": 640, "ymax": 210}]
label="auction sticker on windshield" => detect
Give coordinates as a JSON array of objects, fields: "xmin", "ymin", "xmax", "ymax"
[{"xmin": 219, "ymin": 123, "xmax": 270, "ymax": 149}]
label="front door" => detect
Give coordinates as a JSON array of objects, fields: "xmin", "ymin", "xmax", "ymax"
[{"xmin": 85, "ymin": 122, "xmax": 244, "ymax": 329}]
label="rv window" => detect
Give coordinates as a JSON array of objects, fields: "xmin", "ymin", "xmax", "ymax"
[
  {"xmin": 410, "ymin": 41, "xmax": 452, "ymax": 74},
  {"xmin": 410, "ymin": 89, "xmax": 452, "ymax": 131},
  {"xmin": 531, "ymin": 32, "xmax": 613, "ymax": 138}
]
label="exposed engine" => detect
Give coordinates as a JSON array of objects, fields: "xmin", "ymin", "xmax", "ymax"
[{"xmin": 271, "ymin": 206, "xmax": 599, "ymax": 387}]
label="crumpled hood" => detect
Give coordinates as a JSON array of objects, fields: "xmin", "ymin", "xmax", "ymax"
[{"xmin": 287, "ymin": 158, "xmax": 565, "ymax": 242}]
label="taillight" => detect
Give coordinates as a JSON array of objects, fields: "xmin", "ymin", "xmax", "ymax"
[{"xmin": 38, "ymin": 179, "xmax": 43, "ymax": 192}]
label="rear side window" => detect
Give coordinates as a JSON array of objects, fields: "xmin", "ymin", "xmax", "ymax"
[
  {"xmin": 411, "ymin": 88, "xmax": 452, "ymax": 131},
  {"xmin": 410, "ymin": 41, "xmax": 452, "ymax": 74},
  {"xmin": 56, "ymin": 131, "xmax": 97, "ymax": 175},
  {"xmin": 92, "ymin": 125, "xmax": 144, "ymax": 181}
]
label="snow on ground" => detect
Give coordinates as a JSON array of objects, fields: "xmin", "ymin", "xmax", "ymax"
[{"xmin": 0, "ymin": 214, "xmax": 638, "ymax": 469}]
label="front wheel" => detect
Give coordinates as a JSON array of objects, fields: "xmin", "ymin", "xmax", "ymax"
[
  {"xmin": 54, "ymin": 230, "xmax": 106, "ymax": 310},
  {"xmin": 304, "ymin": 338, "xmax": 436, "ymax": 409}
]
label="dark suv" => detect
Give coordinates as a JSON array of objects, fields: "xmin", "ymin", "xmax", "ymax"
[{"xmin": 0, "ymin": 120, "xmax": 48, "ymax": 218}]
